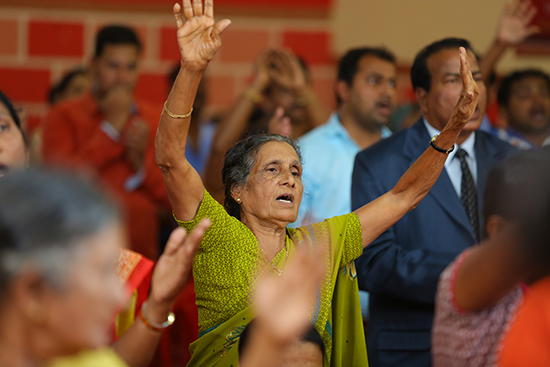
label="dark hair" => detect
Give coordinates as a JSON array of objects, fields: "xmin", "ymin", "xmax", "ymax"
[
  {"xmin": 0, "ymin": 90, "xmax": 27, "ymax": 144},
  {"xmin": 48, "ymin": 67, "xmax": 88, "ymax": 105},
  {"xmin": 0, "ymin": 168, "xmax": 121, "ymax": 297},
  {"xmin": 497, "ymin": 69, "xmax": 550, "ymax": 107},
  {"xmin": 335, "ymin": 47, "xmax": 396, "ymax": 105},
  {"xmin": 483, "ymin": 151, "xmax": 550, "ymax": 268},
  {"xmin": 222, "ymin": 134, "xmax": 302, "ymax": 220},
  {"xmin": 237, "ymin": 318, "xmax": 325, "ymax": 360},
  {"xmin": 338, "ymin": 47, "xmax": 396, "ymax": 86},
  {"xmin": 94, "ymin": 25, "xmax": 142, "ymax": 58},
  {"xmin": 411, "ymin": 38, "xmax": 476, "ymax": 93}
]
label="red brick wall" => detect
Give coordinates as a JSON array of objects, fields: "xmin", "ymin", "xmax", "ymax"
[{"xmin": 0, "ymin": 4, "xmax": 339, "ymax": 133}]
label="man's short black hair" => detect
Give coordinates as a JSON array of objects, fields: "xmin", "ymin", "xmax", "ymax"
[
  {"xmin": 337, "ymin": 47, "xmax": 396, "ymax": 86},
  {"xmin": 411, "ymin": 38, "xmax": 476, "ymax": 93},
  {"xmin": 497, "ymin": 69, "xmax": 550, "ymax": 107},
  {"xmin": 94, "ymin": 25, "xmax": 142, "ymax": 58},
  {"xmin": 335, "ymin": 47, "xmax": 396, "ymax": 105}
]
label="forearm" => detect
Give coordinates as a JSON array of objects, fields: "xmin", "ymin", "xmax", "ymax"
[
  {"xmin": 155, "ymin": 63, "xmax": 207, "ymax": 221},
  {"xmin": 156, "ymin": 63, "xmax": 204, "ymax": 170},
  {"xmin": 454, "ymin": 231, "xmax": 526, "ymax": 311},
  {"xmin": 479, "ymin": 39, "xmax": 509, "ymax": 85},
  {"xmin": 112, "ymin": 298, "xmax": 174, "ymax": 367}
]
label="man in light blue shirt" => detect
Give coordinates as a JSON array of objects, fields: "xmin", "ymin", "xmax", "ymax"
[
  {"xmin": 294, "ymin": 48, "xmax": 397, "ymax": 228},
  {"xmin": 293, "ymin": 48, "xmax": 397, "ymax": 320}
]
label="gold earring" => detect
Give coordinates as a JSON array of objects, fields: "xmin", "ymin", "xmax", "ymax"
[{"xmin": 236, "ymin": 198, "xmax": 242, "ymax": 204}]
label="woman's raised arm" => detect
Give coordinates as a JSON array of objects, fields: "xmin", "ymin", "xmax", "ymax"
[
  {"xmin": 355, "ymin": 47, "xmax": 480, "ymax": 248},
  {"xmin": 155, "ymin": 0, "xmax": 230, "ymax": 221}
]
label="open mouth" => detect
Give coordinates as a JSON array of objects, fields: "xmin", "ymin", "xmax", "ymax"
[
  {"xmin": 276, "ymin": 194, "xmax": 294, "ymax": 204},
  {"xmin": 529, "ymin": 108, "xmax": 547, "ymax": 120},
  {"xmin": 376, "ymin": 101, "xmax": 392, "ymax": 115}
]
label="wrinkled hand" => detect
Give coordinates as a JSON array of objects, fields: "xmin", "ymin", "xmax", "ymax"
[
  {"xmin": 498, "ymin": 0, "xmax": 540, "ymax": 44},
  {"xmin": 449, "ymin": 47, "xmax": 480, "ymax": 128},
  {"xmin": 149, "ymin": 219, "xmax": 210, "ymax": 308},
  {"xmin": 124, "ymin": 119, "xmax": 149, "ymax": 171},
  {"xmin": 269, "ymin": 49, "xmax": 308, "ymax": 92},
  {"xmin": 173, "ymin": 0, "xmax": 231, "ymax": 71},
  {"xmin": 99, "ymin": 85, "xmax": 133, "ymax": 132},
  {"xmin": 267, "ymin": 107, "xmax": 292, "ymax": 138},
  {"xmin": 253, "ymin": 236, "xmax": 325, "ymax": 346}
]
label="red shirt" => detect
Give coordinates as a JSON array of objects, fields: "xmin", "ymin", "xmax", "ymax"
[{"xmin": 42, "ymin": 92, "xmax": 170, "ymax": 260}]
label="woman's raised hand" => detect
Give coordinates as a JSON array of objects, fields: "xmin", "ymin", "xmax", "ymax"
[
  {"xmin": 449, "ymin": 47, "xmax": 480, "ymax": 129},
  {"xmin": 173, "ymin": 0, "xmax": 231, "ymax": 70}
]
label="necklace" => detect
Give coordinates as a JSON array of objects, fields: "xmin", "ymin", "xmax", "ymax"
[{"xmin": 259, "ymin": 243, "xmax": 289, "ymax": 276}]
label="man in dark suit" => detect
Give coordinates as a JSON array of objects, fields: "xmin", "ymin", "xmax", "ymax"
[{"xmin": 351, "ymin": 38, "xmax": 516, "ymax": 367}]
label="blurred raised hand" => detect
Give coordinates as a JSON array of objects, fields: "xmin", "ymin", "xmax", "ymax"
[
  {"xmin": 498, "ymin": 0, "xmax": 540, "ymax": 45},
  {"xmin": 240, "ymin": 238, "xmax": 325, "ymax": 367},
  {"xmin": 173, "ymin": 0, "xmax": 231, "ymax": 70}
]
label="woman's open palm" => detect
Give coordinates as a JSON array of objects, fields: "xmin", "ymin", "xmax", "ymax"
[{"xmin": 173, "ymin": 0, "xmax": 231, "ymax": 69}]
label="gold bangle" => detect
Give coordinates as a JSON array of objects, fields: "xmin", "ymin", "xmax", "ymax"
[
  {"xmin": 243, "ymin": 88, "xmax": 263, "ymax": 104},
  {"xmin": 163, "ymin": 101, "xmax": 193, "ymax": 119},
  {"xmin": 139, "ymin": 301, "xmax": 175, "ymax": 332}
]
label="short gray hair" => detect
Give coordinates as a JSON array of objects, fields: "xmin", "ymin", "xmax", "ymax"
[
  {"xmin": 222, "ymin": 134, "xmax": 302, "ymax": 220},
  {"xmin": 0, "ymin": 168, "xmax": 121, "ymax": 297}
]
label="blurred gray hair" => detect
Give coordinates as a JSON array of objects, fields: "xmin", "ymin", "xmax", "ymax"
[{"xmin": 0, "ymin": 168, "xmax": 121, "ymax": 296}]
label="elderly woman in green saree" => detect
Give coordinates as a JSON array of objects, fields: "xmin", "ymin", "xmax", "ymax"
[{"xmin": 155, "ymin": 1, "xmax": 480, "ymax": 366}]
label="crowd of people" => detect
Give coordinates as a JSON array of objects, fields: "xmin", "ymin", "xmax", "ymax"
[{"xmin": 0, "ymin": 0, "xmax": 550, "ymax": 367}]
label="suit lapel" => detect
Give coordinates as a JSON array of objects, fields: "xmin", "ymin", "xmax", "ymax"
[
  {"xmin": 403, "ymin": 119, "xmax": 476, "ymax": 240},
  {"xmin": 475, "ymin": 132, "xmax": 500, "ymax": 233}
]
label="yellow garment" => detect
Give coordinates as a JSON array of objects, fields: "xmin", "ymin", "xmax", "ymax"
[
  {"xmin": 176, "ymin": 189, "xmax": 368, "ymax": 366},
  {"xmin": 49, "ymin": 348, "xmax": 127, "ymax": 367}
]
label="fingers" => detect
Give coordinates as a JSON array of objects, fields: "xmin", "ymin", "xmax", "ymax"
[
  {"xmin": 458, "ymin": 47, "xmax": 472, "ymax": 88},
  {"xmin": 164, "ymin": 227, "xmax": 188, "ymax": 256},
  {"xmin": 193, "ymin": 0, "xmax": 203, "ymax": 17},
  {"xmin": 182, "ymin": 0, "xmax": 194, "ymax": 19},
  {"xmin": 212, "ymin": 18, "xmax": 231, "ymax": 39},
  {"xmin": 173, "ymin": 3, "xmax": 184, "ymax": 28},
  {"xmin": 204, "ymin": 0, "xmax": 213, "ymax": 18}
]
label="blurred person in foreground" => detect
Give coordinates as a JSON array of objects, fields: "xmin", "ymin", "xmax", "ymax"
[
  {"xmin": 0, "ymin": 89, "xmax": 209, "ymax": 367},
  {"xmin": 432, "ymin": 150, "xmax": 550, "ymax": 367},
  {"xmin": 155, "ymin": 0, "xmax": 480, "ymax": 365}
]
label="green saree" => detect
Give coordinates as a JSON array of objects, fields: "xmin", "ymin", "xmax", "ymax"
[{"xmin": 176, "ymin": 190, "xmax": 368, "ymax": 366}]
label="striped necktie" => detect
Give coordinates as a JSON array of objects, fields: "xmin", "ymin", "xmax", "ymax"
[{"xmin": 456, "ymin": 149, "xmax": 480, "ymax": 242}]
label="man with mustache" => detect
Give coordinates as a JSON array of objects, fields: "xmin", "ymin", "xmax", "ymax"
[
  {"xmin": 351, "ymin": 38, "xmax": 516, "ymax": 367},
  {"xmin": 294, "ymin": 47, "xmax": 396, "ymax": 228},
  {"xmin": 494, "ymin": 69, "xmax": 550, "ymax": 150}
]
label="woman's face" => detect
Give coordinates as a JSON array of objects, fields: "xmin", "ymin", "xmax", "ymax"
[
  {"xmin": 236, "ymin": 141, "xmax": 303, "ymax": 227},
  {"xmin": 0, "ymin": 102, "xmax": 27, "ymax": 177},
  {"xmin": 39, "ymin": 222, "xmax": 126, "ymax": 357}
]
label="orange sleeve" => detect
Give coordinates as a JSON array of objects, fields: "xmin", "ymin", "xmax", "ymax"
[
  {"xmin": 41, "ymin": 104, "xmax": 125, "ymax": 171},
  {"xmin": 498, "ymin": 277, "xmax": 550, "ymax": 367}
]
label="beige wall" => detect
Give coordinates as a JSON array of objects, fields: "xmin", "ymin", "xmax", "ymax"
[{"xmin": 331, "ymin": 0, "xmax": 550, "ymax": 73}]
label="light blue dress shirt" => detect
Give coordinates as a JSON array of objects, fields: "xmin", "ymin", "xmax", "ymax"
[
  {"xmin": 293, "ymin": 113, "xmax": 392, "ymax": 228},
  {"xmin": 423, "ymin": 118, "xmax": 477, "ymax": 198},
  {"xmin": 292, "ymin": 113, "xmax": 392, "ymax": 320}
]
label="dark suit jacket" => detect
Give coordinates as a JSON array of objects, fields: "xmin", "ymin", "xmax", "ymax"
[{"xmin": 351, "ymin": 119, "xmax": 516, "ymax": 367}]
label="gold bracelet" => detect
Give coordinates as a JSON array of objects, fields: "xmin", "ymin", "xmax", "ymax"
[
  {"xmin": 139, "ymin": 301, "xmax": 176, "ymax": 332},
  {"xmin": 163, "ymin": 101, "xmax": 193, "ymax": 119},
  {"xmin": 243, "ymin": 88, "xmax": 263, "ymax": 104}
]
